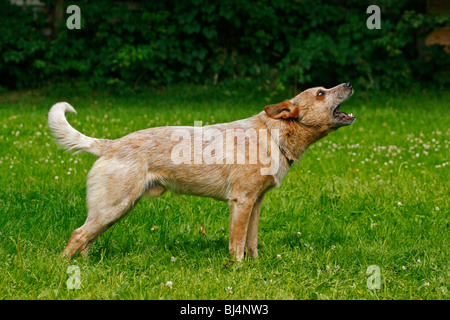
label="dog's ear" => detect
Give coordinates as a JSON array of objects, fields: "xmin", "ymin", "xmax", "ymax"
[{"xmin": 264, "ymin": 100, "xmax": 299, "ymax": 119}]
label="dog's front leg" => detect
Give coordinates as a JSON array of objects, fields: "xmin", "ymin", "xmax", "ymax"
[
  {"xmin": 228, "ymin": 195, "xmax": 255, "ymax": 262},
  {"xmin": 245, "ymin": 194, "xmax": 265, "ymax": 259}
]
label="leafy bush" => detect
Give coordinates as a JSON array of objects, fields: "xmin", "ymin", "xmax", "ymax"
[
  {"xmin": 0, "ymin": 0, "xmax": 448, "ymax": 91},
  {"xmin": 0, "ymin": 2, "xmax": 47, "ymax": 88}
]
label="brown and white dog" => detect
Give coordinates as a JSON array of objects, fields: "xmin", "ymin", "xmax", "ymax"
[{"xmin": 48, "ymin": 83, "xmax": 355, "ymax": 261}]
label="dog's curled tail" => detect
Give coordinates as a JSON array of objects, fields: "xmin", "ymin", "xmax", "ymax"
[{"xmin": 48, "ymin": 102, "xmax": 110, "ymax": 157}]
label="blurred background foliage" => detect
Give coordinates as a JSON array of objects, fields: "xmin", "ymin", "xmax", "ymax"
[{"xmin": 0, "ymin": 0, "xmax": 449, "ymax": 93}]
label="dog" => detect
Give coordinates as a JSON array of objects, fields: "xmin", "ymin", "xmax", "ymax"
[{"xmin": 48, "ymin": 82, "xmax": 355, "ymax": 261}]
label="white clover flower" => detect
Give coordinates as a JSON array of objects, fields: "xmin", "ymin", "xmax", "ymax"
[{"xmin": 165, "ymin": 281, "xmax": 173, "ymax": 289}]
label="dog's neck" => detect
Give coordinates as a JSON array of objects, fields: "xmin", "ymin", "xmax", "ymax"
[{"xmin": 259, "ymin": 112, "xmax": 329, "ymax": 164}]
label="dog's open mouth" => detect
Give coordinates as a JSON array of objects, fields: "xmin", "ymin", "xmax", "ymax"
[{"xmin": 333, "ymin": 104, "xmax": 355, "ymax": 124}]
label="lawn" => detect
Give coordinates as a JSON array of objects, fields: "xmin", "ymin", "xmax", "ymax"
[{"xmin": 0, "ymin": 84, "xmax": 448, "ymax": 300}]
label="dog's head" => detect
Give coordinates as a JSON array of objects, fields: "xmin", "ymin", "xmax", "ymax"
[{"xmin": 264, "ymin": 83, "xmax": 355, "ymax": 131}]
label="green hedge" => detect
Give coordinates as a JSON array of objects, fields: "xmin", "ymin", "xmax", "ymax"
[{"xmin": 1, "ymin": 0, "xmax": 449, "ymax": 91}]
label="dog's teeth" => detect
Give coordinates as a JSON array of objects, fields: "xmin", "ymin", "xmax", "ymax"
[{"xmin": 349, "ymin": 113, "xmax": 353, "ymax": 117}]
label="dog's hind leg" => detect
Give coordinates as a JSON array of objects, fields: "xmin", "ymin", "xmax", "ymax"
[{"xmin": 61, "ymin": 158, "xmax": 147, "ymax": 259}]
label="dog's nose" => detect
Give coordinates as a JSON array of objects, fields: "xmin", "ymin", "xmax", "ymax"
[{"xmin": 344, "ymin": 82, "xmax": 352, "ymax": 89}]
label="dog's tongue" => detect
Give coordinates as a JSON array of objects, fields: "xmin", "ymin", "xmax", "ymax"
[{"xmin": 334, "ymin": 105, "xmax": 353, "ymax": 118}]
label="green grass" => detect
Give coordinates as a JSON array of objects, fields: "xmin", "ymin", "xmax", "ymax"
[{"xmin": 0, "ymin": 85, "xmax": 448, "ymax": 300}]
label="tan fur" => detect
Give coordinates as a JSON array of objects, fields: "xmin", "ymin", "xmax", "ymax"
[{"xmin": 48, "ymin": 83, "xmax": 355, "ymax": 262}]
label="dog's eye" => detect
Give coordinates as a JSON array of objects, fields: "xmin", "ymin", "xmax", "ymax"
[{"xmin": 317, "ymin": 90, "xmax": 325, "ymax": 97}]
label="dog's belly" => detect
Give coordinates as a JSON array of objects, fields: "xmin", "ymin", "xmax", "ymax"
[
  {"xmin": 159, "ymin": 165, "xmax": 231, "ymax": 201},
  {"xmin": 162, "ymin": 175, "xmax": 230, "ymax": 201}
]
